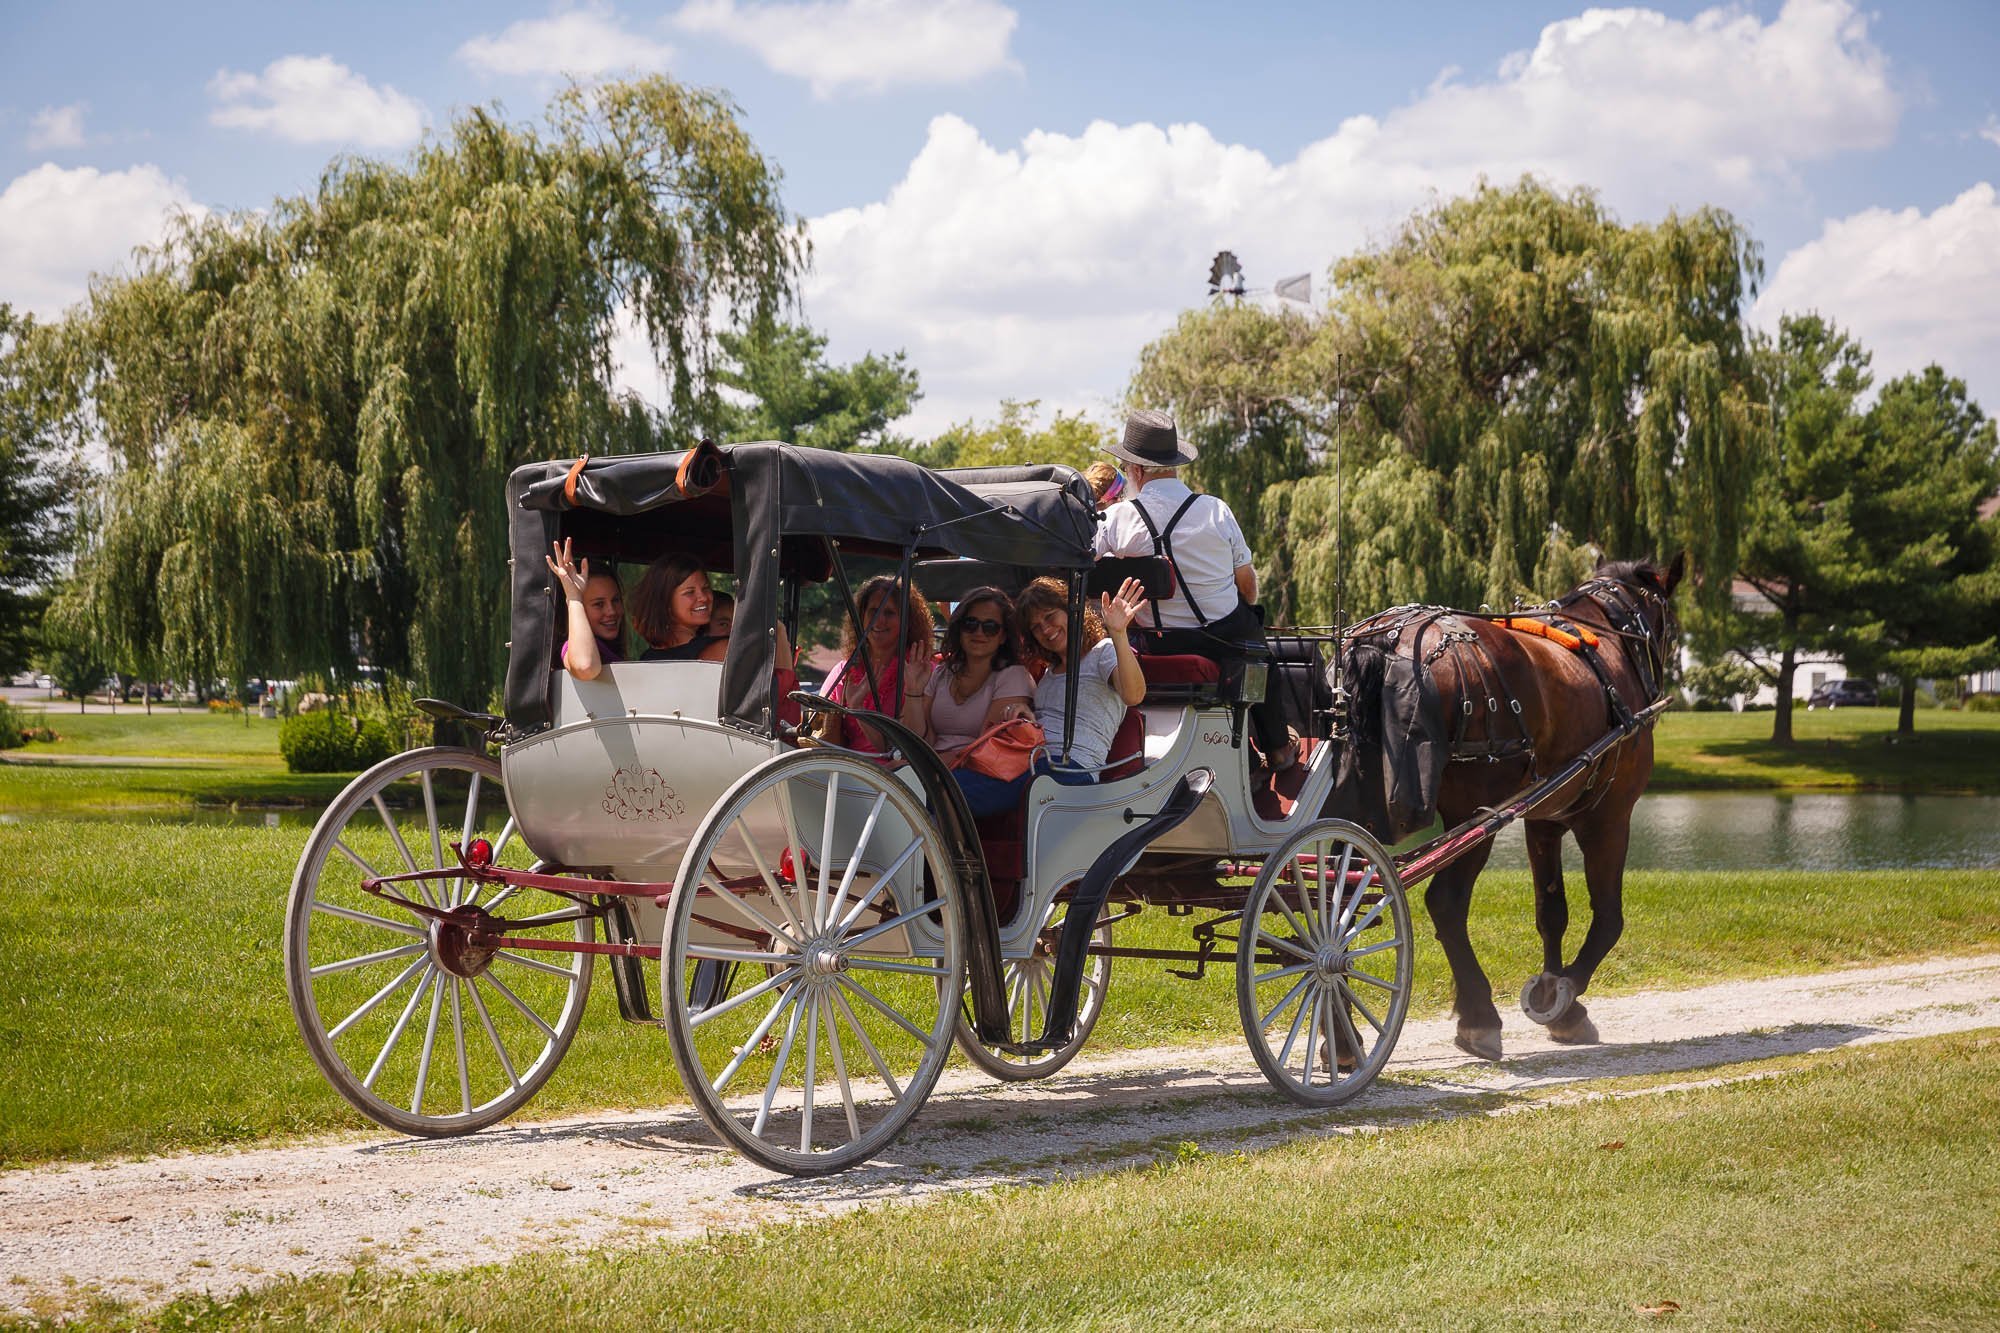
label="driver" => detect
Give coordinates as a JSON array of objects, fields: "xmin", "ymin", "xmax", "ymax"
[{"xmin": 1093, "ymin": 409, "xmax": 1296, "ymax": 771}]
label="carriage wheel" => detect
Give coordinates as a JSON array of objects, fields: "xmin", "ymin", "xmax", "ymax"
[
  {"xmin": 1236, "ymin": 819, "xmax": 1412, "ymax": 1107},
  {"xmin": 952, "ymin": 903, "xmax": 1111, "ymax": 1080},
  {"xmin": 664, "ymin": 751, "xmax": 966, "ymax": 1175},
  {"xmin": 284, "ymin": 747, "xmax": 593, "ymax": 1137}
]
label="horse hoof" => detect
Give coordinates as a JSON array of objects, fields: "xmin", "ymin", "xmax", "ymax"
[
  {"xmin": 1454, "ymin": 1026, "xmax": 1503, "ymax": 1062},
  {"xmin": 1520, "ymin": 972, "xmax": 1577, "ymax": 1026},
  {"xmin": 1547, "ymin": 1004, "xmax": 1599, "ymax": 1045}
]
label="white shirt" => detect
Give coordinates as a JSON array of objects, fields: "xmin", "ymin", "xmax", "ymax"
[
  {"xmin": 1093, "ymin": 477, "xmax": 1252, "ymax": 629},
  {"xmin": 1033, "ymin": 639, "xmax": 1125, "ymax": 770}
]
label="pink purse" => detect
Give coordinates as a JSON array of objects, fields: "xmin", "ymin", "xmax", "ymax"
[{"xmin": 947, "ymin": 717, "xmax": 1045, "ymax": 781}]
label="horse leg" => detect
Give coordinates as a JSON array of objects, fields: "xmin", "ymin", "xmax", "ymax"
[
  {"xmin": 1423, "ymin": 841, "xmax": 1503, "ymax": 1060},
  {"xmin": 1518, "ymin": 819, "xmax": 1580, "ymax": 1027},
  {"xmin": 1545, "ymin": 811, "xmax": 1634, "ymax": 1045}
]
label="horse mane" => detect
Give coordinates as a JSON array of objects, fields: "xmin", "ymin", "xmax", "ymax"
[{"xmin": 1590, "ymin": 557, "xmax": 1667, "ymax": 593}]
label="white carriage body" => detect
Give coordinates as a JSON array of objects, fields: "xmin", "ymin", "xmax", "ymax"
[{"xmin": 504, "ymin": 660, "xmax": 1335, "ymax": 959}]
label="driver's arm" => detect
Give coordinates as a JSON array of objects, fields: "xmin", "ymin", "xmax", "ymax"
[{"xmin": 1234, "ymin": 562, "xmax": 1257, "ymax": 605}]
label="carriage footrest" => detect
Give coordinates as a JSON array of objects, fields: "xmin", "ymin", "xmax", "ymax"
[{"xmin": 995, "ymin": 1031, "xmax": 1071, "ymax": 1058}]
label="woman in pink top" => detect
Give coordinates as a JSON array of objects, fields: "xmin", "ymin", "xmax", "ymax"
[
  {"xmin": 821, "ymin": 574, "xmax": 935, "ymax": 754},
  {"xmin": 908, "ymin": 587, "xmax": 1036, "ymax": 816}
]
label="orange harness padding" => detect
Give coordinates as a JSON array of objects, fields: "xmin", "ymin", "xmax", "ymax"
[{"xmin": 1500, "ymin": 616, "xmax": 1599, "ymax": 651}]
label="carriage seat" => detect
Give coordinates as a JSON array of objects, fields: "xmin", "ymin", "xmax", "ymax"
[
  {"xmin": 974, "ymin": 705, "xmax": 1145, "ymax": 919},
  {"xmin": 1134, "ymin": 652, "xmax": 1223, "ymax": 706}
]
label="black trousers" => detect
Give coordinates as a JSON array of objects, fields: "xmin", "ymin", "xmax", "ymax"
[{"xmin": 1137, "ymin": 603, "xmax": 1292, "ymax": 760}]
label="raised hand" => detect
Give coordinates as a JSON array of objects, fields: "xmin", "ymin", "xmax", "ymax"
[
  {"xmin": 1099, "ymin": 576, "xmax": 1148, "ymax": 636},
  {"xmin": 902, "ymin": 640, "xmax": 935, "ymax": 695},
  {"xmin": 544, "ymin": 539, "xmax": 590, "ymax": 601}
]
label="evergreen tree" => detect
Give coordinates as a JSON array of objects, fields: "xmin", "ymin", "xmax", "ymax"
[
  {"xmin": 707, "ymin": 317, "xmax": 920, "ymax": 451},
  {"xmin": 1699, "ymin": 314, "xmax": 1877, "ymax": 743},
  {"xmin": 1846, "ymin": 367, "xmax": 2000, "ymax": 734},
  {"xmin": 0, "ymin": 307, "xmax": 74, "ymax": 677}
]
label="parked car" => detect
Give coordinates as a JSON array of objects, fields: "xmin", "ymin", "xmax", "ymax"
[{"xmin": 1807, "ymin": 679, "xmax": 1878, "ymax": 709}]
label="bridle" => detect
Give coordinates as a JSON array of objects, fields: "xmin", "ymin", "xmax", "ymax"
[{"xmin": 1560, "ymin": 573, "xmax": 1678, "ymax": 707}]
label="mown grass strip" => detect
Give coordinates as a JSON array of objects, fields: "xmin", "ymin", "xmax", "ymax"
[
  {"xmin": 1650, "ymin": 706, "xmax": 2000, "ymax": 792},
  {"xmin": 2, "ymin": 816, "xmax": 1995, "ymax": 1165},
  {"xmin": 86, "ymin": 1031, "xmax": 2000, "ymax": 1330}
]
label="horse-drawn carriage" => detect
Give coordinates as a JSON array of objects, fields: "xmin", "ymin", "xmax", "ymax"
[{"xmin": 284, "ymin": 441, "xmax": 1679, "ymax": 1174}]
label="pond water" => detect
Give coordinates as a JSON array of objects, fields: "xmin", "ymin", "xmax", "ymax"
[
  {"xmin": 5, "ymin": 792, "xmax": 1999, "ymax": 871},
  {"xmin": 1470, "ymin": 793, "xmax": 2000, "ymax": 872}
]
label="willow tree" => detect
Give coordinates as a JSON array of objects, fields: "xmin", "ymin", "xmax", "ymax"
[
  {"xmin": 52, "ymin": 78, "xmax": 804, "ymax": 704},
  {"xmin": 1135, "ymin": 179, "xmax": 1767, "ymax": 623}
]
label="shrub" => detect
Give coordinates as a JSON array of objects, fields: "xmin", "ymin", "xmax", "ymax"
[
  {"xmin": 208, "ymin": 698, "xmax": 243, "ymax": 714},
  {"xmin": 280, "ymin": 709, "xmax": 396, "ymax": 773},
  {"xmin": 0, "ymin": 699, "xmax": 24, "ymax": 749},
  {"xmin": 1966, "ymin": 693, "xmax": 2000, "ymax": 713}
]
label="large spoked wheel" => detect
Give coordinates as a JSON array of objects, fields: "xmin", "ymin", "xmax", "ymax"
[
  {"xmin": 1237, "ymin": 819, "xmax": 1412, "ymax": 1106},
  {"xmin": 284, "ymin": 747, "xmax": 593, "ymax": 1137},
  {"xmin": 663, "ymin": 750, "xmax": 966, "ymax": 1175},
  {"xmin": 953, "ymin": 902, "xmax": 1111, "ymax": 1080}
]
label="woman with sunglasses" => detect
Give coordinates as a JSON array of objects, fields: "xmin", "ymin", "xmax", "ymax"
[{"xmin": 912, "ymin": 586, "xmax": 1036, "ymax": 816}]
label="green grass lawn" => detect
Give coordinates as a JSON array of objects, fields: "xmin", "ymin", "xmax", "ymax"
[
  {"xmin": 10, "ymin": 708, "xmax": 288, "ymax": 760},
  {"xmin": 3, "ymin": 816, "xmax": 1995, "ymax": 1165},
  {"xmin": 108, "ymin": 1031, "xmax": 2000, "ymax": 1330},
  {"xmin": 1651, "ymin": 705, "xmax": 2000, "ymax": 792}
]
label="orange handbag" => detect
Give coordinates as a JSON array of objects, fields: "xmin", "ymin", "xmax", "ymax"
[{"xmin": 947, "ymin": 717, "xmax": 1045, "ymax": 781}]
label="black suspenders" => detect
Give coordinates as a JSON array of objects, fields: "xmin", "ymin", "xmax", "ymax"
[{"xmin": 1133, "ymin": 492, "xmax": 1210, "ymax": 629}]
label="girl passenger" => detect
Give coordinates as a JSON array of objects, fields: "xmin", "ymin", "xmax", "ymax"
[{"xmin": 546, "ymin": 539, "xmax": 625, "ymax": 682}]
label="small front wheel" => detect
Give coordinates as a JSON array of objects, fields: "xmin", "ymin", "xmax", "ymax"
[
  {"xmin": 664, "ymin": 751, "xmax": 965, "ymax": 1174},
  {"xmin": 1237, "ymin": 820, "xmax": 1412, "ymax": 1106}
]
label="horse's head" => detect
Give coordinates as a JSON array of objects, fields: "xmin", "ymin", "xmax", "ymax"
[{"xmin": 1579, "ymin": 553, "xmax": 1684, "ymax": 699}]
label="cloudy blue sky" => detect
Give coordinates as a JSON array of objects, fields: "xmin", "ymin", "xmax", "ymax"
[{"xmin": 4, "ymin": 0, "xmax": 1997, "ymax": 436}]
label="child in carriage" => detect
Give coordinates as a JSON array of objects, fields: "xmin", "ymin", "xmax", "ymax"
[{"xmin": 545, "ymin": 539, "xmax": 626, "ymax": 682}]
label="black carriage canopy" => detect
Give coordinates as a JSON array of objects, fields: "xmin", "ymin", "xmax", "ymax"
[{"xmin": 505, "ymin": 440, "xmax": 1101, "ymax": 734}]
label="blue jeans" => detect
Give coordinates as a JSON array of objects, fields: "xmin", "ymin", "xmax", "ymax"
[
  {"xmin": 1034, "ymin": 755, "xmax": 1098, "ymax": 787},
  {"xmin": 952, "ymin": 767, "xmax": 1032, "ymax": 817}
]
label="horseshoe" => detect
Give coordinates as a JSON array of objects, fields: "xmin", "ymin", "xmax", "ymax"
[{"xmin": 1519, "ymin": 972, "xmax": 1577, "ymax": 1026}]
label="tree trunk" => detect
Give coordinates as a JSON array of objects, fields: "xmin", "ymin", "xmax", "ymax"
[
  {"xmin": 1771, "ymin": 639, "xmax": 1797, "ymax": 745},
  {"xmin": 1898, "ymin": 676, "xmax": 1917, "ymax": 735}
]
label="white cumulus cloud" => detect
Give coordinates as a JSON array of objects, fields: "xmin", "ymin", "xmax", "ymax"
[
  {"xmin": 0, "ymin": 164, "xmax": 203, "ymax": 319},
  {"xmin": 25, "ymin": 103, "xmax": 88, "ymax": 151},
  {"xmin": 674, "ymin": 0, "xmax": 1018, "ymax": 97},
  {"xmin": 459, "ymin": 4, "xmax": 675, "ymax": 78},
  {"xmin": 795, "ymin": 0, "xmax": 1902, "ymax": 436},
  {"xmin": 1757, "ymin": 184, "xmax": 2000, "ymax": 415},
  {"xmin": 208, "ymin": 56, "xmax": 426, "ymax": 148}
]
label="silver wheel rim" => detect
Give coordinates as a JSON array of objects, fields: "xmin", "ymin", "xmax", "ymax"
[
  {"xmin": 283, "ymin": 748, "xmax": 592, "ymax": 1136},
  {"xmin": 664, "ymin": 752, "xmax": 964, "ymax": 1174},
  {"xmin": 954, "ymin": 904, "xmax": 1111, "ymax": 1080},
  {"xmin": 1237, "ymin": 820, "xmax": 1412, "ymax": 1106}
]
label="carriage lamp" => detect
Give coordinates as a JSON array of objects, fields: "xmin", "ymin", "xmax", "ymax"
[
  {"xmin": 466, "ymin": 837, "xmax": 494, "ymax": 870},
  {"xmin": 778, "ymin": 847, "xmax": 797, "ymax": 884}
]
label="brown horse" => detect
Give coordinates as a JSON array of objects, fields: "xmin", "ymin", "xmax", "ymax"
[{"xmin": 1330, "ymin": 555, "xmax": 1684, "ymax": 1060}]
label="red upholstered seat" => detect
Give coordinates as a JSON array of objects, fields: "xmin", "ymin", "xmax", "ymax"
[{"xmin": 1134, "ymin": 653, "xmax": 1219, "ymax": 686}]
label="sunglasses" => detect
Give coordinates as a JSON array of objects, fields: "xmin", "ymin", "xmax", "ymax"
[{"xmin": 958, "ymin": 617, "xmax": 1005, "ymax": 637}]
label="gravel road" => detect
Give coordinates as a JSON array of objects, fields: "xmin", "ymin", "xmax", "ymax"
[{"xmin": 6, "ymin": 953, "xmax": 1997, "ymax": 1318}]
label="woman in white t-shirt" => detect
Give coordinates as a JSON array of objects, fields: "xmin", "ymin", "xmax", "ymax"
[
  {"xmin": 1015, "ymin": 575, "xmax": 1148, "ymax": 784},
  {"xmin": 908, "ymin": 587, "xmax": 1036, "ymax": 816}
]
